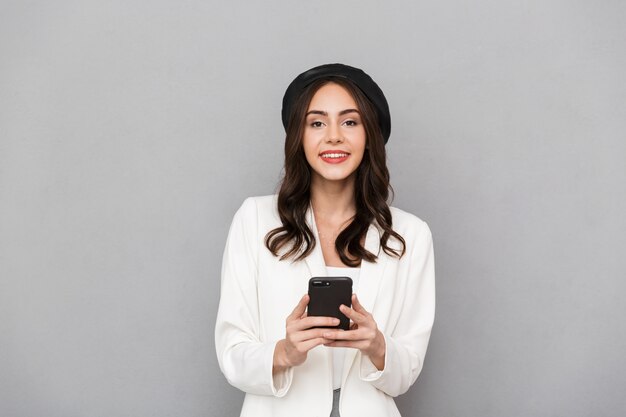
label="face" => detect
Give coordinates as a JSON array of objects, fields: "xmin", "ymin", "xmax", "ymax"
[{"xmin": 302, "ymin": 82, "xmax": 366, "ymax": 187}]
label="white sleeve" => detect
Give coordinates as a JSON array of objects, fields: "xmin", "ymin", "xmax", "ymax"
[
  {"xmin": 214, "ymin": 198, "xmax": 293, "ymax": 397},
  {"xmin": 358, "ymin": 221, "xmax": 435, "ymax": 397}
]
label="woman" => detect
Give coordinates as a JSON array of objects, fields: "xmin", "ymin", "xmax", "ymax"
[{"xmin": 215, "ymin": 63, "xmax": 435, "ymax": 417}]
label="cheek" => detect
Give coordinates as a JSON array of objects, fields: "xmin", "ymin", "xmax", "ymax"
[
  {"xmin": 352, "ymin": 152, "xmax": 365, "ymax": 168},
  {"xmin": 353, "ymin": 130, "xmax": 367, "ymax": 158},
  {"xmin": 304, "ymin": 151, "xmax": 317, "ymax": 167},
  {"xmin": 302, "ymin": 134, "xmax": 318, "ymax": 164}
]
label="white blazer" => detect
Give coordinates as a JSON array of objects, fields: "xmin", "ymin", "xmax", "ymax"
[{"xmin": 215, "ymin": 195, "xmax": 435, "ymax": 417}]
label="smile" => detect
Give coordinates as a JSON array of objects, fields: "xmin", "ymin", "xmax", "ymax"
[
  {"xmin": 319, "ymin": 151, "xmax": 350, "ymax": 164},
  {"xmin": 320, "ymin": 152, "xmax": 349, "ymax": 159}
]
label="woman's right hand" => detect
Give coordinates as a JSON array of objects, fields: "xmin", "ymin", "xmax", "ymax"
[{"xmin": 273, "ymin": 294, "xmax": 339, "ymax": 374}]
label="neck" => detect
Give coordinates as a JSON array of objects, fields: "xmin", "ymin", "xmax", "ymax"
[{"xmin": 310, "ymin": 175, "xmax": 356, "ymax": 221}]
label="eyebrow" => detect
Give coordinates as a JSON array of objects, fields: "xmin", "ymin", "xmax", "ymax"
[{"xmin": 305, "ymin": 108, "xmax": 360, "ymax": 117}]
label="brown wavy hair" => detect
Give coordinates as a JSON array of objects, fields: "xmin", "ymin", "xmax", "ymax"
[{"xmin": 265, "ymin": 77, "xmax": 406, "ymax": 267}]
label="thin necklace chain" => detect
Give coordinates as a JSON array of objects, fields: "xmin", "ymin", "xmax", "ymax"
[{"xmin": 315, "ymin": 211, "xmax": 354, "ymax": 247}]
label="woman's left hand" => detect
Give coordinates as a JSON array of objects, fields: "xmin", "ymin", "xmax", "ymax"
[{"xmin": 323, "ymin": 294, "xmax": 386, "ymax": 370}]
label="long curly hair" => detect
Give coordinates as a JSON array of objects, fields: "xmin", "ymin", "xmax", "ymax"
[{"xmin": 265, "ymin": 77, "xmax": 406, "ymax": 267}]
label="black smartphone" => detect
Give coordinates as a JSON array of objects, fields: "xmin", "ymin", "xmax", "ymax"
[{"xmin": 307, "ymin": 276, "xmax": 353, "ymax": 331}]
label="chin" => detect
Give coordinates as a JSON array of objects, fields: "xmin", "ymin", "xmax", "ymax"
[{"xmin": 314, "ymin": 170, "xmax": 357, "ymax": 184}]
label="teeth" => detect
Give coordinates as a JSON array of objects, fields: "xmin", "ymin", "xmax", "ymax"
[{"xmin": 322, "ymin": 153, "xmax": 348, "ymax": 158}]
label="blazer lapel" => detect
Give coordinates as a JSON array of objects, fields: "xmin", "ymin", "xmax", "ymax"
[
  {"xmin": 303, "ymin": 206, "xmax": 328, "ymax": 279},
  {"xmin": 356, "ymin": 222, "xmax": 388, "ymax": 312},
  {"xmin": 342, "ymin": 221, "xmax": 388, "ymax": 385}
]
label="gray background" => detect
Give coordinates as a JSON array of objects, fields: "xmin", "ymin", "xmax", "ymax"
[{"xmin": 1, "ymin": 1, "xmax": 625, "ymax": 416}]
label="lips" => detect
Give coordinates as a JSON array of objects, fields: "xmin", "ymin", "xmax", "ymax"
[{"xmin": 319, "ymin": 150, "xmax": 350, "ymax": 164}]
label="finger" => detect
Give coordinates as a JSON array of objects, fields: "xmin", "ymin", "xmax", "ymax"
[
  {"xmin": 287, "ymin": 294, "xmax": 309, "ymax": 322},
  {"xmin": 290, "ymin": 327, "xmax": 335, "ymax": 343},
  {"xmin": 293, "ymin": 316, "xmax": 340, "ymax": 331},
  {"xmin": 322, "ymin": 328, "xmax": 365, "ymax": 341},
  {"xmin": 351, "ymin": 294, "xmax": 368, "ymax": 314},
  {"xmin": 323, "ymin": 341, "xmax": 366, "ymax": 349},
  {"xmin": 298, "ymin": 337, "xmax": 332, "ymax": 352},
  {"xmin": 339, "ymin": 304, "xmax": 367, "ymax": 324}
]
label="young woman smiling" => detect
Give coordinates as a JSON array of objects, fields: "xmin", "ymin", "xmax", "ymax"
[{"xmin": 215, "ymin": 64, "xmax": 435, "ymax": 417}]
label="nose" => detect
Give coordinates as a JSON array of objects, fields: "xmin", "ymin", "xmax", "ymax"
[{"xmin": 325, "ymin": 122, "xmax": 344, "ymax": 144}]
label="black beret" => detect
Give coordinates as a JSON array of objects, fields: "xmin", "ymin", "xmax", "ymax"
[{"xmin": 281, "ymin": 63, "xmax": 391, "ymax": 144}]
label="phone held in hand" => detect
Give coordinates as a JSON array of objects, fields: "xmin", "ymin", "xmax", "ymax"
[{"xmin": 307, "ymin": 276, "xmax": 353, "ymax": 331}]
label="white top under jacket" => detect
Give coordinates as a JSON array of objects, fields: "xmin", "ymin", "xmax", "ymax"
[
  {"xmin": 325, "ymin": 265, "xmax": 361, "ymax": 390},
  {"xmin": 215, "ymin": 195, "xmax": 435, "ymax": 417}
]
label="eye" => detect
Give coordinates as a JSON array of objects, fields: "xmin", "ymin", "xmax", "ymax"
[
  {"xmin": 343, "ymin": 120, "xmax": 358, "ymax": 127},
  {"xmin": 310, "ymin": 121, "xmax": 324, "ymax": 128}
]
